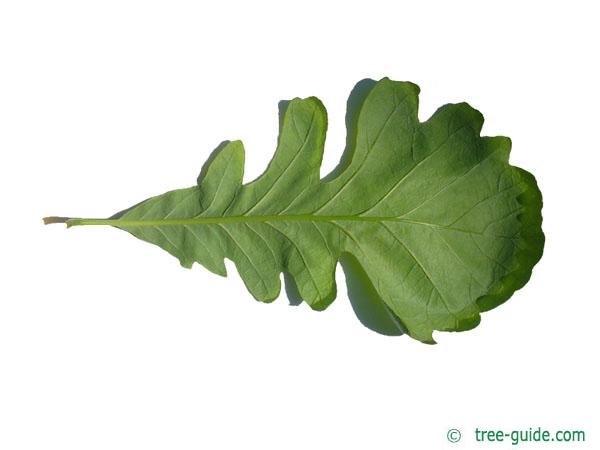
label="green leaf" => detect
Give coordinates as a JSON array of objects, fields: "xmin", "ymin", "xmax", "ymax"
[{"xmin": 45, "ymin": 78, "xmax": 544, "ymax": 342}]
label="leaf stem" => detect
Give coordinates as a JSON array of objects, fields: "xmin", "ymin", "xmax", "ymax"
[{"xmin": 43, "ymin": 216, "xmax": 73, "ymax": 225}]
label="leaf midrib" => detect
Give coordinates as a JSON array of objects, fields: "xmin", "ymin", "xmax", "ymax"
[
  {"xmin": 61, "ymin": 213, "xmax": 520, "ymax": 239},
  {"xmin": 67, "ymin": 214, "xmax": 434, "ymax": 227}
]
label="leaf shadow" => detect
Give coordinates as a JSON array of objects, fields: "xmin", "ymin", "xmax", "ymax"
[
  {"xmin": 322, "ymin": 78, "xmax": 377, "ymax": 182},
  {"xmin": 283, "ymin": 272, "xmax": 304, "ymax": 306},
  {"xmin": 340, "ymin": 254, "xmax": 407, "ymax": 336},
  {"xmin": 196, "ymin": 140, "xmax": 238, "ymax": 185}
]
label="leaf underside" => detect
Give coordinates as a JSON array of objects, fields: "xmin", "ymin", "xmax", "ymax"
[{"xmin": 54, "ymin": 78, "xmax": 544, "ymax": 343}]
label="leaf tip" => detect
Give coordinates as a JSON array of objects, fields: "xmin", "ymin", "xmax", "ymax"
[
  {"xmin": 180, "ymin": 259, "xmax": 194, "ymax": 269},
  {"xmin": 422, "ymin": 337, "xmax": 437, "ymax": 345}
]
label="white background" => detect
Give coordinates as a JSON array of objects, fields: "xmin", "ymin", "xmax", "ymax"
[{"xmin": 1, "ymin": 1, "xmax": 598, "ymax": 449}]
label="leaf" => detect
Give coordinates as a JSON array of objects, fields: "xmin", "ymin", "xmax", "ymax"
[{"xmin": 45, "ymin": 78, "xmax": 544, "ymax": 342}]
